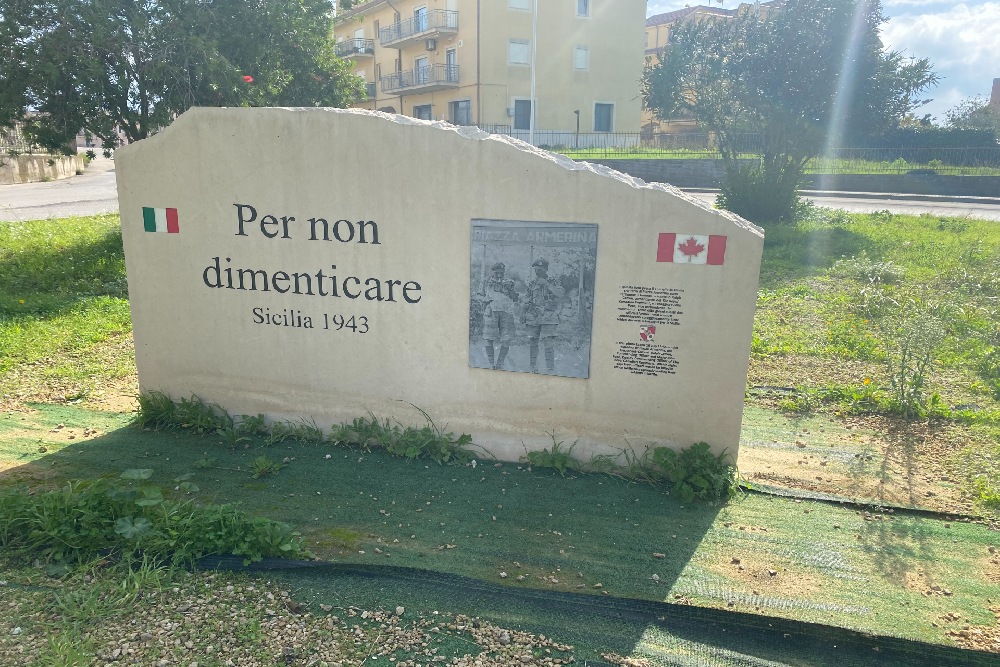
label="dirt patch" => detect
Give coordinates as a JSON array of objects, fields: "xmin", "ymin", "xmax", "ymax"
[
  {"xmin": 704, "ymin": 555, "xmax": 821, "ymax": 600},
  {"xmin": 739, "ymin": 409, "xmax": 978, "ymax": 515},
  {"xmin": 903, "ymin": 569, "xmax": 957, "ymax": 598},
  {"xmin": 984, "ymin": 548, "xmax": 1000, "ymax": 585},
  {"xmin": 81, "ymin": 375, "xmax": 138, "ymax": 413},
  {"xmin": 944, "ymin": 607, "xmax": 1000, "ymax": 653}
]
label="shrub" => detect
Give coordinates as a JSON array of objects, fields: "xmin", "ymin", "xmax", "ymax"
[{"xmin": 650, "ymin": 442, "xmax": 741, "ymax": 503}]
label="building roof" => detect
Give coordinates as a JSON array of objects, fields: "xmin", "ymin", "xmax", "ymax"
[
  {"xmin": 646, "ymin": 1, "xmax": 784, "ymax": 27},
  {"xmin": 646, "ymin": 6, "xmax": 727, "ymax": 28}
]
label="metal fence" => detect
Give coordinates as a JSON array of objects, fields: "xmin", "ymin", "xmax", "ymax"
[
  {"xmin": 476, "ymin": 129, "xmax": 1000, "ymax": 175},
  {"xmin": 0, "ymin": 126, "xmax": 39, "ymax": 154}
]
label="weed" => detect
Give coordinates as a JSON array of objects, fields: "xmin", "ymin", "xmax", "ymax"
[
  {"xmin": 134, "ymin": 391, "xmax": 177, "ymax": 429},
  {"xmin": 881, "ymin": 312, "xmax": 947, "ymax": 418},
  {"xmin": 979, "ymin": 348, "xmax": 1000, "ymax": 401},
  {"xmin": 33, "ymin": 631, "xmax": 96, "ymax": 666},
  {"xmin": 328, "ymin": 410, "xmax": 473, "ymax": 464},
  {"xmin": 217, "ymin": 426, "xmax": 251, "ymax": 450},
  {"xmin": 778, "ymin": 388, "xmax": 817, "ymax": 414},
  {"xmin": 176, "ymin": 395, "xmax": 231, "ymax": 433},
  {"xmin": 250, "ymin": 456, "xmax": 284, "ymax": 479},
  {"xmin": 650, "ymin": 443, "xmax": 741, "ymax": 503},
  {"xmin": 0, "ymin": 471, "xmax": 311, "ymax": 568},
  {"xmin": 525, "ymin": 436, "xmax": 579, "ymax": 476},
  {"xmin": 586, "ymin": 442, "xmax": 742, "ymax": 503},
  {"xmin": 236, "ymin": 413, "xmax": 269, "ymax": 436}
]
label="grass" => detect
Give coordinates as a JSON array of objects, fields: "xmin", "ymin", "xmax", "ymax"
[{"xmin": 0, "ymin": 214, "xmax": 133, "ymax": 407}]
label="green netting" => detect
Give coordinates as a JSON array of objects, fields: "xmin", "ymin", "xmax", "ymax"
[
  {"xmin": 201, "ymin": 558, "xmax": 998, "ymax": 667},
  {"xmin": 5, "ymin": 404, "xmax": 1000, "ymax": 666}
]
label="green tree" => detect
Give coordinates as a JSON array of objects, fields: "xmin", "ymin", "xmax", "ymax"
[
  {"xmin": 945, "ymin": 95, "xmax": 1000, "ymax": 137},
  {"xmin": 0, "ymin": 0, "xmax": 364, "ymax": 154},
  {"xmin": 642, "ymin": 0, "xmax": 937, "ymax": 223}
]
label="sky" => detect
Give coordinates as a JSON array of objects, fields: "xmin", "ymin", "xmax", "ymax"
[{"xmin": 645, "ymin": 1, "xmax": 1000, "ymax": 123}]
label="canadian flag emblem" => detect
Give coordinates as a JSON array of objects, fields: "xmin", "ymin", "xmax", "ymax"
[{"xmin": 657, "ymin": 233, "xmax": 727, "ymax": 265}]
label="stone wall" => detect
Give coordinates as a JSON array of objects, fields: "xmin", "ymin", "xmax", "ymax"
[
  {"xmin": 116, "ymin": 108, "xmax": 764, "ymax": 463},
  {"xmin": 0, "ymin": 154, "xmax": 85, "ymax": 185}
]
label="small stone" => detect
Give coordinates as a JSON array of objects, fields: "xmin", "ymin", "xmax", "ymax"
[
  {"xmin": 499, "ymin": 572, "xmax": 508, "ymax": 578},
  {"xmin": 396, "ymin": 606, "xmax": 405, "ymax": 616},
  {"xmin": 12, "ymin": 627, "xmax": 21, "ymax": 635},
  {"xmin": 768, "ymin": 569, "xmax": 777, "ymax": 577},
  {"xmin": 499, "ymin": 632, "xmax": 511, "ymax": 645},
  {"xmin": 653, "ymin": 553, "xmax": 665, "ymax": 559},
  {"xmin": 593, "ymin": 583, "xmax": 603, "ymax": 589},
  {"xmin": 731, "ymin": 557, "xmax": 741, "ymax": 565}
]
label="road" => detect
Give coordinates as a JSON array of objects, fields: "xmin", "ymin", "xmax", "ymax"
[{"xmin": 2, "ymin": 158, "xmax": 999, "ymax": 221}]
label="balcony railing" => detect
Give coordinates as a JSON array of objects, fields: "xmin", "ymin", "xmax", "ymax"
[
  {"xmin": 378, "ymin": 10, "xmax": 458, "ymax": 48},
  {"xmin": 336, "ymin": 38, "xmax": 375, "ymax": 58},
  {"xmin": 381, "ymin": 64, "xmax": 459, "ymax": 94}
]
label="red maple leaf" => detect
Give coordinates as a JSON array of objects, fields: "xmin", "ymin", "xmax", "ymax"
[{"xmin": 678, "ymin": 237, "xmax": 705, "ymax": 258}]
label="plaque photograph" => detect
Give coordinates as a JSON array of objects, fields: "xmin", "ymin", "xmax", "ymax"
[{"xmin": 469, "ymin": 219, "xmax": 598, "ymax": 379}]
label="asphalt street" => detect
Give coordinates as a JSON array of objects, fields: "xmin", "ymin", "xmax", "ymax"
[{"xmin": 2, "ymin": 158, "xmax": 999, "ymax": 221}]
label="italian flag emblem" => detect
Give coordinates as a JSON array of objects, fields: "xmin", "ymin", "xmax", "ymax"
[
  {"xmin": 657, "ymin": 233, "xmax": 726, "ymax": 265},
  {"xmin": 142, "ymin": 207, "xmax": 179, "ymax": 234}
]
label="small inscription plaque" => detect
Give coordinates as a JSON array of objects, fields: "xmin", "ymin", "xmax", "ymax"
[
  {"xmin": 617, "ymin": 286, "xmax": 683, "ymax": 325},
  {"xmin": 613, "ymin": 342, "xmax": 679, "ymax": 377}
]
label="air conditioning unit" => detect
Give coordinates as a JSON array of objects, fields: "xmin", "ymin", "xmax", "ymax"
[
  {"xmin": 506, "ymin": 107, "xmax": 515, "ymax": 117},
  {"xmin": 425, "ymin": 38, "xmax": 437, "ymax": 51}
]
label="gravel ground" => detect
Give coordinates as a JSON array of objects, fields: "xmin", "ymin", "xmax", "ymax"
[{"xmin": 0, "ymin": 567, "xmax": 584, "ymax": 667}]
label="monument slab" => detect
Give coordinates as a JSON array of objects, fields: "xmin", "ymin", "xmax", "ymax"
[{"xmin": 116, "ymin": 107, "xmax": 763, "ymax": 463}]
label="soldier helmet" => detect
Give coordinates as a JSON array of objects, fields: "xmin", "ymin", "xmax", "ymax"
[
  {"xmin": 531, "ymin": 258, "xmax": 549, "ymax": 269},
  {"xmin": 491, "ymin": 262, "xmax": 505, "ymax": 271}
]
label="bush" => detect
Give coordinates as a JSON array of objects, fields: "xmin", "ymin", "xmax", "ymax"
[
  {"xmin": 650, "ymin": 442, "xmax": 740, "ymax": 503},
  {"xmin": 717, "ymin": 164, "xmax": 804, "ymax": 223}
]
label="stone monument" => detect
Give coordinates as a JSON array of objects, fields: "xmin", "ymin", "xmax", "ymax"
[{"xmin": 116, "ymin": 108, "xmax": 763, "ymax": 463}]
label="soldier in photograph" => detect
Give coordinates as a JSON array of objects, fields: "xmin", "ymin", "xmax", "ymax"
[
  {"xmin": 523, "ymin": 257, "xmax": 565, "ymax": 374},
  {"xmin": 479, "ymin": 261, "xmax": 519, "ymax": 370}
]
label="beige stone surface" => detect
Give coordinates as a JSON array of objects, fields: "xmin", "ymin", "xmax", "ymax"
[
  {"xmin": 0, "ymin": 154, "xmax": 84, "ymax": 185},
  {"xmin": 116, "ymin": 107, "xmax": 762, "ymax": 463}
]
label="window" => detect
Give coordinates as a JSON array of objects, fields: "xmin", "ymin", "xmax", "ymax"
[
  {"xmin": 450, "ymin": 99, "xmax": 472, "ymax": 126},
  {"xmin": 573, "ymin": 46, "xmax": 589, "ymax": 70},
  {"xmin": 414, "ymin": 56, "xmax": 429, "ymax": 84},
  {"xmin": 445, "ymin": 48, "xmax": 458, "ymax": 83},
  {"xmin": 594, "ymin": 103, "xmax": 613, "ymax": 132},
  {"xmin": 508, "ymin": 0, "xmax": 531, "ymax": 9},
  {"xmin": 577, "ymin": 0, "xmax": 590, "ymax": 17},
  {"xmin": 413, "ymin": 105, "xmax": 433, "ymax": 121},
  {"xmin": 513, "ymin": 99, "xmax": 532, "ymax": 131},
  {"xmin": 508, "ymin": 39, "xmax": 530, "ymax": 65}
]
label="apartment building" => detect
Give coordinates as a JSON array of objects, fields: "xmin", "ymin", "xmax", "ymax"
[{"xmin": 333, "ymin": 0, "xmax": 645, "ymax": 143}]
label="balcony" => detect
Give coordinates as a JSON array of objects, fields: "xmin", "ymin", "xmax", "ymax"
[
  {"xmin": 378, "ymin": 10, "xmax": 458, "ymax": 49},
  {"xmin": 381, "ymin": 64, "xmax": 459, "ymax": 94},
  {"xmin": 336, "ymin": 38, "xmax": 375, "ymax": 59}
]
